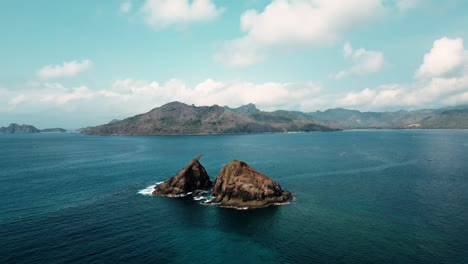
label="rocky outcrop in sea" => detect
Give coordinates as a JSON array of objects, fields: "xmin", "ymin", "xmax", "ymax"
[
  {"xmin": 209, "ymin": 160, "xmax": 293, "ymax": 209},
  {"xmin": 152, "ymin": 155, "xmax": 212, "ymax": 197}
]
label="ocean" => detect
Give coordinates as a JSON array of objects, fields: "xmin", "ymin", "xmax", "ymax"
[{"xmin": 1, "ymin": 130, "xmax": 467, "ymax": 264}]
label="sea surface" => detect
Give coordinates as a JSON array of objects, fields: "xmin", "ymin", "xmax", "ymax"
[{"xmin": 1, "ymin": 130, "xmax": 467, "ymax": 264}]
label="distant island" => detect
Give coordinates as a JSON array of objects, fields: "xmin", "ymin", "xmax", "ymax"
[
  {"xmin": 0, "ymin": 123, "xmax": 67, "ymax": 133},
  {"xmin": 40, "ymin": 128, "xmax": 67, "ymax": 133},
  {"xmin": 81, "ymin": 101, "xmax": 339, "ymax": 135}
]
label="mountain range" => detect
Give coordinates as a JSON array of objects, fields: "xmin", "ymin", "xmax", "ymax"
[
  {"xmin": 80, "ymin": 102, "xmax": 468, "ymax": 136},
  {"xmin": 307, "ymin": 106, "xmax": 468, "ymax": 129},
  {"xmin": 81, "ymin": 102, "xmax": 338, "ymax": 135},
  {"xmin": 3, "ymin": 103, "xmax": 468, "ymax": 135}
]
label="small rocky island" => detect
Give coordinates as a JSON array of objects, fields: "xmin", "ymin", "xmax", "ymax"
[
  {"xmin": 152, "ymin": 155, "xmax": 212, "ymax": 197},
  {"xmin": 151, "ymin": 157, "xmax": 293, "ymax": 209},
  {"xmin": 209, "ymin": 160, "xmax": 293, "ymax": 209}
]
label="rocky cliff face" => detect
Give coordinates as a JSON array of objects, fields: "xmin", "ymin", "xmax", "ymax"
[
  {"xmin": 210, "ymin": 160, "xmax": 293, "ymax": 209},
  {"xmin": 153, "ymin": 155, "xmax": 212, "ymax": 197}
]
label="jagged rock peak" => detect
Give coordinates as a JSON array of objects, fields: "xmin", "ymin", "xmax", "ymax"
[
  {"xmin": 225, "ymin": 103, "xmax": 260, "ymax": 114},
  {"xmin": 152, "ymin": 155, "xmax": 212, "ymax": 197}
]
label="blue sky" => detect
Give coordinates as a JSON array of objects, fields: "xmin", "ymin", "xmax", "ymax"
[{"xmin": 1, "ymin": 0, "xmax": 468, "ymax": 128}]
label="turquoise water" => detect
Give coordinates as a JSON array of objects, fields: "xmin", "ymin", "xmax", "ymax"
[{"xmin": 1, "ymin": 131, "xmax": 467, "ymax": 263}]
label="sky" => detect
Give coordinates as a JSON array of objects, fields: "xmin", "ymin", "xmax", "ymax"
[{"xmin": 1, "ymin": 0, "xmax": 468, "ymax": 128}]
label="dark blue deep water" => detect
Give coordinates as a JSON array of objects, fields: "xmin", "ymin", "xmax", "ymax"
[{"xmin": 1, "ymin": 131, "xmax": 467, "ymax": 264}]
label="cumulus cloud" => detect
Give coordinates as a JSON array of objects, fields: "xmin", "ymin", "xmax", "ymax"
[
  {"xmin": 336, "ymin": 75, "xmax": 468, "ymax": 110},
  {"xmin": 37, "ymin": 60, "xmax": 93, "ymax": 80},
  {"xmin": 110, "ymin": 78, "xmax": 323, "ymax": 111},
  {"xmin": 140, "ymin": 0, "xmax": 223, "ymax": 31},
  {"xmin": 215, "ymin": 0, "xmax": 387, "ymax": 67},
  {"xmin": 337, "ymin": 37, "xmax": 468, "ymax": 110},
  {"xmin": 3, "ymin": 83, "xmax": 95, "ymax": 111},
  {"xmin": 3, "ymin": 72, "xmax": 468, "ymax": 127},
  {"xmin": 333, "ymin": 42, "xmax": 385, "ymax": 80},
  {"xmin": 415, "ymin": 37, "xmax": 467, "ymax": 79},
  {"xmin": 120, "ymin": 1, "xmax": 132, "ymax": 13},
  {"xmin": 6, "ymin": 72, "xmax": 468, "ymax": 124},
  {"xmin": 0, "ymin": 78, "xmax": 324, "ymax": 126},
  {"xmin": 4, "ymin": 37, "xmax": 468, "ymax": 127}
]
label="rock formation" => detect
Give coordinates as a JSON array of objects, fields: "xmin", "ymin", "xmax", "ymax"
[
  {"xmin": 152, "ymin": 155, "xmax": 212, "ymax": 197},
  {"xmin": 210, "ymin": 160, "xmax": 293, "ymax": 209}
]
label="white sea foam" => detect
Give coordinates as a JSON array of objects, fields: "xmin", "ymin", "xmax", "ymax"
[
  {"xmin": 138, "ymin": 182, "xmax": 163, "ymax": 196},
  {"xmin": 168, "ymin": 193, "xmax": 190, "ymax": 197},
  {"xmin": 138, "ymin": 185, "xmax": 155, "ymax": 196},
  {"xmin": 273, "ymin": 202, "xmax": 290, "ymax": 206}
]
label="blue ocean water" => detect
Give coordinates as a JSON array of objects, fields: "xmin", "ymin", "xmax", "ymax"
[{"xmin": 1, "ymin": 130, "xmax": 467, "ymax": 264}]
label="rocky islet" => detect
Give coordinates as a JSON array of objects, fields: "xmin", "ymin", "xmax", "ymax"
[{"xmin": 152, "ymin": 156, "xmax": 293, "ymax": 209}]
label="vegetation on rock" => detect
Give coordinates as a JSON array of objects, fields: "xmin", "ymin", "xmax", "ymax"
[{"xmin": 210, "ymin": 160, "xmax": 293, "ymax": 209}]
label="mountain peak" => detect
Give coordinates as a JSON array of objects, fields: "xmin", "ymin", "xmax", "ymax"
[
  {"xmin": 225, "ymin": 103, "xmax": 260, "ymax": 114},
  {"xmin": 160, "ymin": 101, "xmax": 189, "ymax": 108}
]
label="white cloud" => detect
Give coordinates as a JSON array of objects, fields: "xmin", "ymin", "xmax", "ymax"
[
  {"xmin": 110, "ymin": 78, "xmax": 323, "ymax": 112},
  {"xmin": 337, "ymin": 36, "xmax": 468, "ymax": 110},
  {"xmin": 4, "ymin": 37, "xmax": 468, "ymax": 127},
  {"xmin": 37, "ymin": 60, "xmax": 93, "ymax": 80},
  {"xmin": 336, "ymin": 74, "xmax": 468, "ymax": 110},
  {"xmin": 216, "ymin": 0, "xmax": 387, "ymax": 67},
  {"xmin": 396, "ymin": 0, "xmax": 419, "ymax": 11},
  {"xmin": 120, "ymin": 1, "xmax": 132, "ymax": 13},
  {"xmin": 6, "ymin": 74, "xmax": 467, "ymax": 123},
  {"xmin": 2, "ymin": 72, "xmax": 468, "ymax": 127},
  {"xmin": 415, "ymin": 37, "xmax": 467, "ymax": 79},
  {"xmin": 333, "ymin": 42, "xmax": 385, "ymax": 80},
  {"xmin": 343, "ymin": 42, "xmax": 353, "ymax": 57},
  {"xmin": 3, "ymin": 83, "xmax": 96, "ymax": 111},
  {"xmin": 0, "ymin": 79, "xmax": 323, "ymax": 123},
  {"xmin": 140, "ymin": 0, "xmax": 223, "ymax": 31}
]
